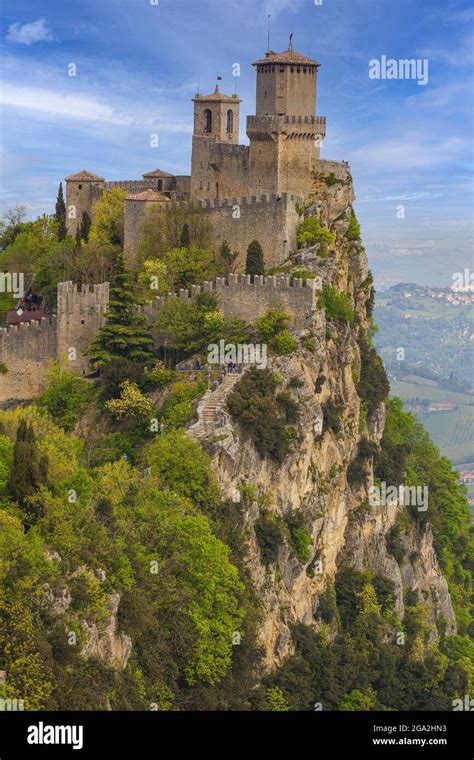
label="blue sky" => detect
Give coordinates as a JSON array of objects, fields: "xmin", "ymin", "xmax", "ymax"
[{"xmin": 0, "ymin": 0, "xmax": 473, "ymax": 286}]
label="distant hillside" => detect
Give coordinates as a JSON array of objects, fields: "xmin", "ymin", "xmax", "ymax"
[
  {"xmin": 374, "ymin": 283, "xmax": 474, "ymax": 469},
  {"xmin": 374, "ymin": 282, "xmax": 473, "ymax": 388}
]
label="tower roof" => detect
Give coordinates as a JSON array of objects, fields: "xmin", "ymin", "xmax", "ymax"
[
  {"xmin": 193, "ymin": 84, "xmax": 240, "ymax": 103},
  {"xmin": 142, "ymin": 168, "xmax": 174, "ymax": 179},
  {"xmin": 65, "ymin": 170, "xmax": 105, "ymax": 181},
  {"xmin": 253, "ymin": 49, "xmax": 320, "ymax": 67},
  {"xmin": 125, "ymin": 190, "xmax": 170, "ymax": 202}
]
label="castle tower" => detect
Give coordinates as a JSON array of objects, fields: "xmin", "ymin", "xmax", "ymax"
[
  {"xmin": 190, "ymin": 84, "xmax": 243, "ymax": 199},
  {"xmin": 65, "ymin": 170, "xmax": 105, "ymax": 237},
  {"xmin": 247, "ymin": 41, "xmax": 326, "ymax": 197}
]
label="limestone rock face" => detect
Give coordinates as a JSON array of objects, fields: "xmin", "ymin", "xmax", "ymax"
[
  {"xmin": 191, "ymin": 167, "xmax": 457, "ymax": 668},
  {"xmin": 81, "ymin": 592, "xmax": 132, "ymax": 670}
]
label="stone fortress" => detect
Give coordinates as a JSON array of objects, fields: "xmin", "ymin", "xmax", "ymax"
[
  {"xmin": 0, "ymin": 40, "xmax": 352, "ymax": 401},
  {"xmin": 65, "ymin": 39, "xmax": 332, "ymax": 269}
]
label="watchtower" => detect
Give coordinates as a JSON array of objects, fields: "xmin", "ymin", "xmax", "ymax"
[
  {"xmin": 247, "ymin": 38, "xmax": 326, "ymax": 197},
  {"xmin": 190, "ymin": 84, "xmax": 242, "ymax": 199},
  {"xmin": 65, "ymin": 170, "xmax": 105, "ymax": 237}
]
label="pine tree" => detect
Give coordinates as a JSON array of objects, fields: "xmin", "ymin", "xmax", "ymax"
[
  {"xmin": 7, "ymin": 420, "xmax": 48, "ymax": 514},
  {"xmin": 55, "ymin": 183, "xmax": 67, "ymax": 242},
  {"xmin": 88, "ymin": 251, "xmax": 155, "ymax": 367},
  {"xmin": 180, "ymin": 222, "xmax": 191, "ymax": 248},
  {"xmin": 245, "ymin": 240, "xmax": 265, "ymax": 276}
]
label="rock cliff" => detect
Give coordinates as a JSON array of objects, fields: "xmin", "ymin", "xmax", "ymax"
[{"xmin": 191, "ymin": 166, "xmax": 457, "ymax": 668}]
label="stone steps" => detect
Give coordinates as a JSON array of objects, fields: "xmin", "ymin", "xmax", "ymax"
[{"xmin": 201, "ymin": 373, "xmax": 240, "ymax": 425}]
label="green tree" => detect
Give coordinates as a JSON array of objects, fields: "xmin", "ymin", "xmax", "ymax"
[
  {"xmin": 88, "ymin": 188, "xmax": 127, "ymax": 248},
  {"xmin": 88, "ymin": 251, "xmax": 155, "ymax": 368},
  {"xmin": 179, "ymin": 222, "xmax": 191, "ymax": 247},
  {"xmin": 245, "ymin": 240, "xmax": 265, "ymax": 276},
  {"xmin": 297, "ymin": 216, "xmax": 335, "ymax": 248},
  {"xmin": 7, "ymin": 419, "xmax": 48, "ymax": 518},
  {"xmin": 55, "ymin": 183, "xmax": 67, "ymax": 242},
  {"xmin": 219, "ymin": 240, "xmax": 239, "ymax": 274},
  {"xmin": 78, "ymin": 211, "xmax": 91, "ymax": 243}
]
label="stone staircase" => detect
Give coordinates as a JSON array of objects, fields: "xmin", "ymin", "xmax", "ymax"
[
  {"xmin": 201, "ymin": 373, "xmax": 241, "ymax": 427},
  {"xmin": 188, "ymin": 371, "xmax": 242, "ymax": 439}
]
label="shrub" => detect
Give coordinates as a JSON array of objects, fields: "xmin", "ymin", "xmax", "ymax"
[
  {"xmin": 358, "ymin": 338, "xmax": 389, "ymax": 417},
  {"xmin": 271, "ymin": 330, "xmax": 298, "ymax": 355},
  {"xmin": 160, "ymin": 378, "xmax": 206, "ymax": 429},
  {"xmin": 285, "ymin": 512, "xmax": 311, "ymax": 562},
  {"xmin": 227, "ymin": 368, "xmax": 299, "ymax": 462},
  {"xmin": 372, "ymin": 576, "xmax": 396, "ymax": 614},
  {"xmin": 318, "ymin": 584, "xmax": 338, "ymax": 624},
  {"xmin": 324, "ymin": 172, "xmax": 338, "ymax": 187},
  {"xmin": 254, "ymin": 308, "xmax": 290, "ymax": 342},
  {"xmin": 255, "ymin": 511, "xmax": 286, "ymax": 566},
  {"xmin": 385, "ymin": 525, "xmax": 405, "ymax": 564},
  {"xmin": 105, "ymin": 381, "xmax": 154, "ymax": 424},
  {"xmin": 297, "ymin": 216, "xmax": 335, "ymax": 248},
  {"xmin": 347, "ymin": 438, "xmax": 378, "ymax": 484},
  {"xmin": 322, "ymin": 398, "xmax": 343, "ymax": 434},
  {"xmin": 314, "ymin": 374, "xmax": 326, "ymax": 393},
  {"xmin": 37, "ymin": 363, "xmax": 93, "ymax": 431},
  {"xmin": 289, "ymin": 376, "xmax": 304, "ymax": 390},
  {"xmin": 345, "ymin": 209, "xmax": 361, "ymax": 241},
  {"xmin": 318, "ymin": 285, "xmax": 355, "ymax": 325}
]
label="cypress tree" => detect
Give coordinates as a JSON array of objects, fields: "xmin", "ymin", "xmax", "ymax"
[
  {"xmin": 55, "ymin": 182, "xmax": 67, "ymax": 241},
  {"xmin": 7, "ymin": 420, "xmax": 48, "ymax": 514},
  {"xmin": 180, "ymin": 222, "xmax": 191, "ymax": 248},
  {"xmin": 88, "ymin": 251, "xmax": 155, "ymax": 367},
  {"xmin": 79, "ymin": 211, "xmax": 91, "ymax": 242},
  {"xmin": 245, "ymin": 240, "xmax": 265, "ymax": 277}
]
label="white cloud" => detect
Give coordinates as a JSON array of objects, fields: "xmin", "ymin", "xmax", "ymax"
[
  {"xmin": 6, "ymin": 18, "xmax": 54, "ymax": 46},
  {"xmin": 0, "ymin": 83, "xmax": 192, "ymax": 134}
]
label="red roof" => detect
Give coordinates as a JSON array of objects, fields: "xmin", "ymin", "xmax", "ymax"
[
  {"xmin": 6, "ymin": 309, "xmax": 47, "ymax": 326},
  {"xmin": 65, "ymin": 170, "xmax": 105, "ymax": 182},
  {"xmin": 142, "ymin": 168, "xmax": 174, "ymax": 179},
  {"xmin": 126, "ymin": 190, "xmax": 170, "ymax": 202},
  {"xmin": 193, "ymin": 85, "xmax": 240, "ymax": 103},
  {"xmin": 253, "ymin": 49, "xmax": 320, "ymax": 67}
]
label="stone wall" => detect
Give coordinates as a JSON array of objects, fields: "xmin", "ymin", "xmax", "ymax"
[
  {"xmin": 142, "ymin": 272, "xmax": 318, "ymax": 333},
  {"xmin": 57, "ymin": 281, "xmax": 110, "ymax": 375},
  {"xmin": 124, "ymin": 192, "xmax": 302, "ymax": 269},
  {"xmin": 0, "ymin": 317, "xmax": 57, "ymax": 401},
  {"xmin": 190, "ymin": 137, "xmax": 250, "ymax": 200}
]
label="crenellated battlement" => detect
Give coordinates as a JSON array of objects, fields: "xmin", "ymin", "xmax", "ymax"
[
  {"xmin": 141, "ymin": 273, "xmax": 317, "ymax": 332},
  {"xmin": 0, "ymin": 315, "xmax": 58, "ymax": 402}
]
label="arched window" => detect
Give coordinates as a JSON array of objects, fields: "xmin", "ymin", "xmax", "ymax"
[
  {"xmin": 226, "ymin": 109, "xmax": 234, "ymax": 133},
  {"xmin": 204, "ymin": 109, "xmax": 212, "ymax": 133}
]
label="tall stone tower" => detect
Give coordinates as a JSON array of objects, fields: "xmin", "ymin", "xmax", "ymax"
[
  {"xmin": 191, "ymin": 84, "xmax": 246, "ymax": 199},
  {"xmin": 65, "ymin": 170, "xmax": 105, "ymax": 237},
  {"xmin": 247, "ymin": 40, "xmax": 326, "ymax": 197}
]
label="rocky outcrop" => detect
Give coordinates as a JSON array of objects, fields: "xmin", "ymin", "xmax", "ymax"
[
  {"xmin": 82, "ymin": 592, "xmax": 132, "ymax": 670},
  {"xmin": 188, "ymin": 165, "xmax": 457, "ymax": 668}
]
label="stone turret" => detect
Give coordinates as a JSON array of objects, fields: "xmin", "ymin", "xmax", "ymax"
[
  {"xmin": 247, "ymin": 42, "xmax": 326, "ymax": 197},
  {"xmin": 65, "ymin": 170, "xmax": 105, "ymax": 237}
]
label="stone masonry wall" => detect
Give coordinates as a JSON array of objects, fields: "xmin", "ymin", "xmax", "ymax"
[
  {"xmin": 142, "ymin": 273, "xmax": 318, "ymax": 333},
  {"xmin": 0, "ymin": 317, "xmax": 57, "ymax": 401},
  {"xmin": 57, "ymin": 282, "xmax": 110, "ymax": 375},
  {"xmin": 125, "ymin": 193, "xmax": 303, "ymax": 270}
]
